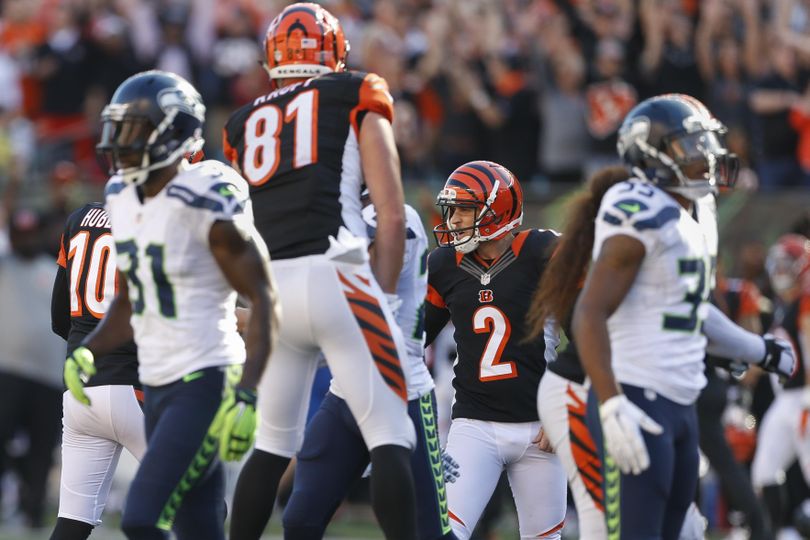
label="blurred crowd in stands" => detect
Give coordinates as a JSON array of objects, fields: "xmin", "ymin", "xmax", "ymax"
[{"xmin": 4, "ymin": 0, "xmax": 810, "ymax": 200}]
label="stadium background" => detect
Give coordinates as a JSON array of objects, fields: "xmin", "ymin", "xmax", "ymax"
[{"xmin": 3, "ymin": 0, "xmax": 810, "ymax": 538}]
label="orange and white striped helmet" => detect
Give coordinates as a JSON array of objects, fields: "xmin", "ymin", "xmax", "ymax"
[
  {"xmin": 434, "ymin": 160, "xmax": 524, "ymax": 253},
  {"xmin": 263, "ymin": 3, "xmax": 349, "ymax": 81}
]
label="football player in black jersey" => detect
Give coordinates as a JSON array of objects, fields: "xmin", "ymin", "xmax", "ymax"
[
  {"xmin": 752, "ymin": 234, "xmax": 810, "ymax": 533},
  {"xmin": 50, "ymin": 203, "xmax": 144, "ymax": 540},
  {"xmin": 223, "ymin": 4, "xmax": 417, "ymax": 539},
  {"xmin": 424, "ymin": 160, "xmax": 567, "ymax": 539}
]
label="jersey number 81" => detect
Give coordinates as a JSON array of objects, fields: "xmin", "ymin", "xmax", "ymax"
[{"xmin": 242, "ymin": 89, "xmax": 318, "ymax": 185}]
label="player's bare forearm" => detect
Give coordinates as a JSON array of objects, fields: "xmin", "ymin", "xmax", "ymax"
[
  {"xmin": 573, "ymin": 297, "xmax": 619, "ymax": 404},
  {"xmin": 359, "ymin": 111, "xmax": 405, "ymax": 293},
  {"xmin": 210, "ymin": 221, "xmax": 277, "ymax": 390},
  {"xmin": 574, "ymin": 235, "xmax": 645, "ymax": 404},
  {"xmin": 82, "ymin": 271, "xmax": 134, "ymax": 356},
  {"xmin": 372, "ymin": 213, "xmax": 405, "ymax": 292}
]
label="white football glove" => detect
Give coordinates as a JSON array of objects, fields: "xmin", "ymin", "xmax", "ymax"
[
  {"xmin": 599, "ymin": 394, "xmax": 663, "ymax": 475},
  {"xmin": 758, "ymin": 334, "xmax": 797, "ymax": 381},
  {"xmin": 385, "ymin": 293, "xmax": 403, "ymax": 317},
  {"xmin": 441, "ymin": 450, "xmax": 460, "ymax": 484}
]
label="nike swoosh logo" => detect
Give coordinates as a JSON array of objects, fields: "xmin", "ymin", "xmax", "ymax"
[
  {"xmin": 183, "ymin": 371, "xmax": 205, "ymax": 383},
  {"xmin": 618, "ymin": 202, "xmax": 641, "ymax": 213}
]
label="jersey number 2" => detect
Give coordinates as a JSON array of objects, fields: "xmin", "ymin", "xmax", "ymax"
[
  {"xmin": 242, "ymin": 89, "xmax": 318, "ymax": 185},
  {"xmin": 473, "ymin": 306, "xmax": 517, "ymax": 381},
  {"xmin": 68, "ymin": 232, "xmax": 117, "ymax": 318}
]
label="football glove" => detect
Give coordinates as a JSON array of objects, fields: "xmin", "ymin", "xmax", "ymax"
[
  {"xmin": 218, "ymin": 387, "xmax": 258, "ymax": 462},
  {"xmin": 599, "ymin": 394, "xmax": 663, "ymax": 476},
  {"xmin": 441, "ymin": 450, "xmax": 460, "ymax": 484},
  {"xmin": 758, "ymin": 334, "xmax": 797, "ymax": 381},
  {"xmin": 385, "ymin": 293, "xmax": 403, "ymax": 317},
  {"xmin": 64, "ymin": 346, "xmax": 96, "ymax": 406}
]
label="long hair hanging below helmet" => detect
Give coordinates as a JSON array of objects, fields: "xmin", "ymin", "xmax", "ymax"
[{"xmin": 525, "ymin": 165, "xmax": 630, "ymax": 341}]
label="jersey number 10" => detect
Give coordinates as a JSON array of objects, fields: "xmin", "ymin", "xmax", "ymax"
[
  {"xmin": 242, "ymin": 89, "xmax": 318, "ymax": 185},
  {"xmin": 68, "ymin": 232, "xmax": 117, "ymax": 318}
]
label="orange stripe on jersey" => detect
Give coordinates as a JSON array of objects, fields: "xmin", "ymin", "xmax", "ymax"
[
  {"xmin": 133, "ymin": 388, "xmax": 144, "ymax": 403},
  {"xmin": 222, "ymin": 126, "xmax": 237, "ymax": 165},
  {"xmin": 448, "ymin": 510, "xmax": 466, "ymax": 527},
  {"xmin": 57, "ymin": 234, "xmax": 66, "ymax": 267},
  {"xmin": 426, "ymin": 284, "xmax": 446, "ymax": 308},
  {"xmin": 536, "ymin": 518, "xmax": 566, "ymax": 537},
  {"xmin": 738, "ymin": 281, "xmax": 762, "ymax": 318},
  {"xmin": 567, "ymin": 388, "xmax": 604, "ymax": 511},
  {"xmin": 339, "ymin": 272, "xmax": 407, "ymax": 401},
  {"xmin": 511, "ymin": 230, "xmax": 531, "ymax": 257},
  {"xmin": 799, "ymin": 294, "xmax": 810, "ymax": 318},
  {"xmin": 350, "ymin": 73, "xmax": 394, "ymax": 136}
]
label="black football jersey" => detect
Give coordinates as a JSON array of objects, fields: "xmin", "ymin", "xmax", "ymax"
[
  {"xmin": 53, "ymin": 203, "xmax": 139, "ymax": 388},
  {"xmin": 547, "ymin": 340, "xmax": 585, "ymax": 385},
  {"xmin": 425, "ymin": 229, "xmax": 559, "ymax": 422},
  {"xmin": 223, "ymin": 70, "xmax": 394, "ymax": 260},
  {"xmin": 775, "ymin": 295, "xmax": 808, "ymax": 390}
]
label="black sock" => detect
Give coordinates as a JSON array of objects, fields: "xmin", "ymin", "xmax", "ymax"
[
  {"xmin": 121, "ymin": 525, "xmax": 166, "ymax": 540},
  {"xmin": 229, "ymin": 450, "xmax": 292, "ymax": 540},
  {"xmin": 761, "ymin": 483, "xmax": 786, "ymax": 530},
  {"xmin": 369, "ymin": 444, "xmax": 417, "ymax": 540},
  {"xmin": 49, "ymin": 518, "xmax": 93, "ymax": 540}
]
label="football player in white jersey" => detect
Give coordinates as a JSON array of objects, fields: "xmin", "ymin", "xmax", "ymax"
[
  {"xmin": 282, "ymin": 194, "xmax": 458, "ymax": 539},
  {"xmin": 525, "ymin": 165, "xmax": 716, "ymax": 539},
  {"xmin": 64, "ymin": 70, "xmax": 279, "ymax": 540},
  {"xmin": 571, "ymin": 94, "xmax": 796, "ymax": 538}
]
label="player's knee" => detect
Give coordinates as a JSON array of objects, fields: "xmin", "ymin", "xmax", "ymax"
[{"xmin": 282, "ymin": 498, "xmax": 328, "ymax": 539}]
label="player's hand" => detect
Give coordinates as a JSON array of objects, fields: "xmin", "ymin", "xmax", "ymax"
[
  {"xmin": 532, "ymin": 427, "xmax": 554, "ymax": 453},
  {"xmin": 64, "ymin": 346, "xmax": 96, "ymax": 406},
  {"xmin": 758, "ymin": 334, "xmax": 797, "ymax": 381},
  {"xmin": 218, "ymin": 387, "xmax": 258, "ymax": 461},
  {"xmin": 441, "ymin": 449, "xmax": 460, "ymax": 484},
  {"xmin": 599, "ymin": 394, "xmax": 663, "ymax": 475},
  {"xmin": 385, "ymin": 293, "xmax": 402, "ymax": 317}
]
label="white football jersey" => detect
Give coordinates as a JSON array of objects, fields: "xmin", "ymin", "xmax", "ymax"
[
  {"xmin": 361, "ymin": 203, "xmax": 434, "ymax": 399},
  {"xmin": 593, "ymin": 179, "xmax": 717, "ymax": 405},
  {"xmin": 105, "ymin": 160, "xmax": 256, "ymax": 386}
]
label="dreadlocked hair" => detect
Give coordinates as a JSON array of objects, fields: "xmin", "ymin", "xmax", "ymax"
[{"xmin": 525, "ymin": 165, "xmax": 630, "ymax": 340}]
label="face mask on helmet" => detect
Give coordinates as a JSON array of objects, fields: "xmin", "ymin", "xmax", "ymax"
[
  {"xmin": 618, "ymin": 95, "xmax": 739, "ymax": 201},
  {"xmin": 98, "ymin": 107, "xmax": 156, "ymax": 185},
  {"xmin": 434, "ymin": 196, "xmax": 498, "ymax": 254},
  {"xmin": 661, "ymin": 129, "xmax": 739, "ymax": 200},
  {"xmin": 96, "ymin": 77, "xmax": 206, "ymax": 186},
  {"xmin": 766, "ymin": 237, "xmax": 810, "ymax": 296}
]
